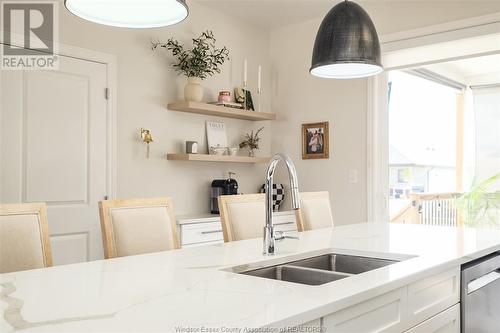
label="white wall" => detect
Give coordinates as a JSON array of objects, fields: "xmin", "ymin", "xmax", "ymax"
[
  {"xmin": 269, "ymin": 19, "xmax": 368, "ymax": 226},
  {"xmin": 55, "ymin": 0, "xmax": 500, "ymax": 220},
  {"xmin": 269, "ymin": 2, "xmax": 500, "ymax": 225},
  {"xmin": 57, "ymin": 1, "xmax": 272, "ymax": 214}
]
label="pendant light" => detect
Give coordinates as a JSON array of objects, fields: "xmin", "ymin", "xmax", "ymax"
[
  {"xmin": 310, "ymin": 0, "xmax": 382, "ymax": 79},
  {"xmin": 64, "ymin": 0, "xmax": 189, "ymax": 28}
]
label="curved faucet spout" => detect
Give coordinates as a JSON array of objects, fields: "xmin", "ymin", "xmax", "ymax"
[{"xmin": 264, "ymin": 153, "xmax": 300, "ymax": 255}]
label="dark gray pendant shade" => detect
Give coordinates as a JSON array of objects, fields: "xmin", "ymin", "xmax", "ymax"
[{"xmin": 310, "ymin": 0, "xmax": 383, "ymax": 79}]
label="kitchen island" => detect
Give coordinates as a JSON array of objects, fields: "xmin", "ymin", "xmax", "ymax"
[{"xmin": 1, "ymin": 223, "xmax": 500, "ymax": 332}]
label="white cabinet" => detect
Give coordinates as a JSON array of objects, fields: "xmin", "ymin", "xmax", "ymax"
[
  {"xmin": 177, "ymin": 211, "xmax": 297, "ymax": 247},
  {"xmin": 319, "ymin": 268, "xmax": 460, "ymax": 333},
  {"xmin": 407, "ymin": 268, "xmax": 460, "ymax": 328},
  {"xmin": 181, "ymin": 221, "xmax": 223, "ymax": 246},
  {"xmin": 405, "ymin": 304, "xmax": 460, "ymax": 333},
  {"xmin": 323, "ymin": 288, "xmax": 407, "ymax": 333}
]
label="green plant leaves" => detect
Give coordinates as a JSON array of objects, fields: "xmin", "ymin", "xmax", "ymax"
[
  {"xmin": 456, "ymin": 172, "xmax": 500, "ymax": 226},
  {"xmin": 152, "ymin": 30, "xmax": 230, "ymax": 79},
  {"xmin": 239, "ymin": 127, "xmax": 264, "ymax": 150}
]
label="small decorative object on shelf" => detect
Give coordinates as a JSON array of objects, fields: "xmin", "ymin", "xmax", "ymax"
[
  {"xmin": 185, "ymin": 141, "xmax": 198, "ymax": 154},
  {"xmin": 260, "ymin": 183, "xmax": 285, "ymax": 212},
  {"xmin": 218, "ymin": 91, "xmax": 231, "ymax": 103},
  {"xmin": 227, "ymin": 147, "xmax": 239, "ymax": 156},
  {"xmin": 239, "ymin": 127, "xmax": 264, "ymax": 157},
  {"xmin": 209, "ymin": 146, "xmax": 226, "ymax": 156},
  {"xmin": 208, "ymin": 101, "xmax": 244, "ymax": 109},
  {"xmin": 152, "ymin": 31, "xmax": 230, "ymax": 102},
  {"xmin": 140, "ymin": 128, "xmax": 153, "ymax": 159},
  {"xmin": 185, "ymin": 77, "xmax": 203, "ymax": 102},
  {"xmin": 235, "ymin": 87, "xmax": 254, "ymax": 111}
]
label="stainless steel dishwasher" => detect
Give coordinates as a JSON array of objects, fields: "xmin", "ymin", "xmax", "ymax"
[{"xmin": 461, "ymin": 251, "xmax": 500, "ymax": 333}]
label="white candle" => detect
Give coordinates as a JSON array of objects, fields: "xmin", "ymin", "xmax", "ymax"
[
  {"xmin": 243, "ymin": 59, "xmax": 248, "ymax": 86},
  {"xmin": 258, "ymin": 65, "xmax": 262, "ymax": 93}
]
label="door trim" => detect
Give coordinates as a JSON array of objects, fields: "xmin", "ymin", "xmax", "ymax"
[
  {"xmin": 1, "ymin": 32, "xmax": 118, "ymax": 201},
  {"xmin": 366, "ymin": 12, "xmax": 500, "ymax": 223}
]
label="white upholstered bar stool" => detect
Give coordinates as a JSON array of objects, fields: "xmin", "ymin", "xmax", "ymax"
[
  {"xmin": 0, "ymin": 203, "xmax": 53, "ymax": 273},
  {"xmin": 98, "ymin": 197, "xmax": 180, "ymax": 259},
  {"xmin": 218, "ymin": 193, "xmax": 266, "ymax": 242},
  {"xmin": 296, "ymin": 191, "xmax": 334, "ymax": 231}
]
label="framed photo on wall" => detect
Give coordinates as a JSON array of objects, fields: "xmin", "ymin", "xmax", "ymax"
[{"xmin": 302, "ymin": 122, "xmax": 329, "ymax": 159}]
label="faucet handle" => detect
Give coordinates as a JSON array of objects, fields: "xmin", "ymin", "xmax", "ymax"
[{"xmin": 274, "ymin": 230, "xmax": 299, "ymax": 241}]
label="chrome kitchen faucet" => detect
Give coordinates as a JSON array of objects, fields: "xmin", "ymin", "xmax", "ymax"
[{"xmin": 263, "ymin": 153, "xmax": 300, "ymax": 255}]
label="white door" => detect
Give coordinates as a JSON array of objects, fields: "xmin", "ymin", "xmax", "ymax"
[{"xmin": 1, "ymin": 54, "xmax": 108, "ymax": 265}]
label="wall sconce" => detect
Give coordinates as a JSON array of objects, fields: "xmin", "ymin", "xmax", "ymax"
[{"xmin": 140, "ymin": 128, "xmax": 153, "ymax": 158}]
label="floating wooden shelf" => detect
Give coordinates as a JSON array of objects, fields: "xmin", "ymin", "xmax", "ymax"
[
  {"xmin": 167, "ymin": 153, "xmax": 270, "ymax": 163},
  {"xmin": 167, "ymin": 101, "xmax": 276, "ymax": 121}
]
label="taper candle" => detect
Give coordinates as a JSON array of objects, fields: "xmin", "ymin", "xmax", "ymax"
[
  {"xmin": 243, "ymin": 59, "xmax": 248, "ymax": 85},
  {"xmin": 258, "ymin": 65, "xmax": 262, "ymax": 93}
]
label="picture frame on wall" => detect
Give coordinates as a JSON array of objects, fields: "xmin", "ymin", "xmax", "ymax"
[{"xmin": 302, "ymin": 122, "xmax": 329, "ymax": 159}]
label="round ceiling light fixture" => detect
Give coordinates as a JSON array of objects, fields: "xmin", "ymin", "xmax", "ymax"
[
  {"xmin": 310, "ymin": 0, "xmax": 383, "ymax": 79},
  {"xmin": 64, "ymin": 0, "xmax": 189, "ymax": 28}
]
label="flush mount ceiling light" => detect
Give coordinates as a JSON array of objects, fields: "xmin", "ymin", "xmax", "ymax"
[
  {"xmin": 64, "ymin": 0, "xmax": 189, "ymax": 28},
  {"xmin": 310, "ymin": 0, "xmax": 383, "ymax": 79}
]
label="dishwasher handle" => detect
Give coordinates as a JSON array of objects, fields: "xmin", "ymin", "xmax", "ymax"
[{"xmin": 467, "ymin": 269, "xmax": 500, "ymax": 294}]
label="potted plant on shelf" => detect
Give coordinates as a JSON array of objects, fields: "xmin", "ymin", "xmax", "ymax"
[
  {"xmin": 239, "ymin": 127, "xmax": 264, "ymax": 157},
  {"xmin": 152, "ymin": 31, "xmax": 230, "ymax": 102}
]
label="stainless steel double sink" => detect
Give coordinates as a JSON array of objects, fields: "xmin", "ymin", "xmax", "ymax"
[{"xmin": 238, "ymin": 253, "xmax": 401, "ymax": 285}]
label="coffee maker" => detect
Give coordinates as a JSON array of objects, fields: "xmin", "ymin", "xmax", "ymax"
[{"xmin": 210, "ymin": 172, "xmax": 238, "ymax": 214}]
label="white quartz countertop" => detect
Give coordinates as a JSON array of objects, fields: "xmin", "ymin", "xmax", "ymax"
[{"xmin": 2, "ymin": 223, "xmax": 500, "ymax": 332}]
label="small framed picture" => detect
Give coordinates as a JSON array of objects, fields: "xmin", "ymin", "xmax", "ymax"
[{"xmin": 302, "ymin": 122, "xmax": 329, "ymax": 159}]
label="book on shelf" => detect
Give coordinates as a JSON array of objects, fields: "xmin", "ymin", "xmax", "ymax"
[
  {"xmin": 208, "ymin": 101, "xmax": 244, "ymax": 109},
  {"xmin": 206, "ymin": 121, "xmax": 228, "ymax": 150}
]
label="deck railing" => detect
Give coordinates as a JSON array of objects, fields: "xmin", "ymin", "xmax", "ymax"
[{"xmin": 391, "ymin": 193, "xmax": 462, "ymax": 226}]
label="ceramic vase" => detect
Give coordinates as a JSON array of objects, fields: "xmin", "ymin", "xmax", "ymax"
[{"xmin": 184, "ymin": 77, "xmax": 204, "ymax": 102}]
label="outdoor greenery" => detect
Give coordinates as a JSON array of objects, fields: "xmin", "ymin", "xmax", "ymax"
[
  {"xmin": 152, "ymin": 31, "xmax": 230, "ymax": 79},
  {"xmin": 456, "ymin": 173, "xmax": 500, "ymax": 225}
]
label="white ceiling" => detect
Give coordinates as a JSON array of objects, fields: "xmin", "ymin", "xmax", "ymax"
[
  {"xmin": 194, "ymin": 1, "xmax": 500, "ymax": 31},
  {"xmin": 431, "ymin": 54, "xmax": 500, "ymax": 78},
  {"xmin": 424, "ymin": 53, "xmax": 500, "ymax": 86},
  {"xmin": 194, "ymin": 0, "xmax": 500, "ymax": 85},
  {"xmin": 194, "ymin": 0, "xmax": 340, "ymax": 29}
]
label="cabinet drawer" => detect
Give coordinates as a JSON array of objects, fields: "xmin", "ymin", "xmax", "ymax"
[
  {"xmin": 323, "ymin": 288, "xmax": 406, "ymax": 333},
  {"xmin": 407, "ymin": 268, "xmax": 460, "ymax": 327},
  {"xmin": 405, "ymin": 304, "xmax": 460, "ymax": 333},
  {"xmin": 181, "ymin": 222, "xmax": 223, "ymax": 245}
]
